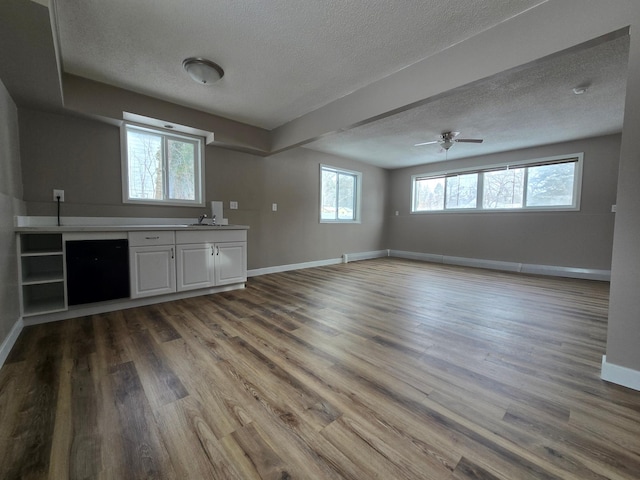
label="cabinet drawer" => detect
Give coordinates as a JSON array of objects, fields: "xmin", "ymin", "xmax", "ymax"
[
  {"xmin": 129, "ymin": 231, "xmax": 175, "ymax": 247},
  {"xmin": 176, "ymin": 229, "xmax": 246, "ymax": 244}
]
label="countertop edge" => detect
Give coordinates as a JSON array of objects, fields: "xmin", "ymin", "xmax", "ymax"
[{"xmin": 15, "ymin": 225, "xmax": 250, "ymax": 233}]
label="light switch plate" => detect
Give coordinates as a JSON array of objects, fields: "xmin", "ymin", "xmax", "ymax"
[
  {"xmin": 272, "ymin": 203, "xmax": 278, "ymax": 212},
  {"xmin": 230, "ymin": 201, "xmax": 238, "ymax": 210}
]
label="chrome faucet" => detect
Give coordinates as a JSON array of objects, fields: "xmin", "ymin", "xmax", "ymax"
[
  {"xmin": 198, "ymin": 213, "xmax": 207, "ymax": 225},
  {"xmin": 211, "ymin": 214, "xmax": 217, "ymax": 225}
]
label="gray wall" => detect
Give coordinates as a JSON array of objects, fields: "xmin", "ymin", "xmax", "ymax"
[
  {"xmin": 18, "ymin": 108, "xmax": 388, "ymax": 270},
  {"xmin": 0, "ymin": 79, "xmax": 25, "ymax": 347},
  {"xmin": 606, "ymin": 4, "xmax": 640, "ymax": 372},
  {"xmin": 18, "ymin": 106, "xmax": 621, "ymax": 273},
  {"xmin": 387, "ymin": 135, "xmax": 620, "ymax": 270}
]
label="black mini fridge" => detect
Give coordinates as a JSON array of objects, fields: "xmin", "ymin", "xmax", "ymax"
[{"xmin": 65, "ymin": 239, "xmax": 130, "ymax": 305}]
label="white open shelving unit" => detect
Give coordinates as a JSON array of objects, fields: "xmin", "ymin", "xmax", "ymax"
[{"xmin": 18, "ymin": 233, "xmax": 67, "ymax": 317}]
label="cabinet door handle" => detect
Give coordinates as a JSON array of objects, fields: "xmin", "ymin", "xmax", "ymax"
[
  {"xmin": 211, "ymin": 246, "xmax": 214, "ymax": 256},
  {"xmin": 145, "ymin": 236, "xmax": 160, "ymax": 240},
  {"xmin": 216, "ymin": 246, "xmax": 219, "ymax": 256},
  {"xmin": 171, "ymin": 247, "xmax": 174, "ymax": 259}
]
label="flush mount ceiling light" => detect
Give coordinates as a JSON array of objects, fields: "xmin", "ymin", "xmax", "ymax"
[{"xmin": 183, "ymin": 57, "xmax": 224, "ymax": 85}]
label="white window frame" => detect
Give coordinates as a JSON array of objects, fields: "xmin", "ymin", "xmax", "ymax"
[
  {"xmin": 121, "ymin": 122, "xmax": 205, "ymax": 206},
  {"xmin": 411, "ymin": 153, "xmax": 583, "ymax": 214},
  {"xmin": 319, "ymin": 164, "xmax": 362, "ymax": 223}
]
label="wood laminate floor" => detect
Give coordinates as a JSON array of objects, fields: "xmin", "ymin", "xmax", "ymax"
[{"xmin": 1, "ymin": 258, "xmax": 639, "ymax": 479}]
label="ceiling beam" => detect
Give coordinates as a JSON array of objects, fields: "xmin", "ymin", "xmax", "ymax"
[{"xmin": 270, "ymin": 0, "xmax": 632, "ymax": 153}]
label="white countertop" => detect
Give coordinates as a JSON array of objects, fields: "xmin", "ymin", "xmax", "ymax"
[
  {"xmin": 15, "ymin": 224, "xmax": 250, "ymax": 233},
  {"xmin": 14, "ymin": 216, "xmax": 250, "ymax": 233}
]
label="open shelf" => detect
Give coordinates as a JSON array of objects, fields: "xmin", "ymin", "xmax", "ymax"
[
  {"xmin": 22, "ymin": 282, "xmax": 66, "ymax": 317},
  {"xmin": 20, "ymin": 233, "xmax": 63, "ymax": 255},
  {"xmin": 19, "ymin": 233, "xmax": 67, "ymax": 317},
  {"xmin": 21, "ymin": 255, "xmax": 64, "ymax": 284}
]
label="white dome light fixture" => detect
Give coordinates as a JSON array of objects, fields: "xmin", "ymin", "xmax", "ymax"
[{"xmin": 183, "ymin": 57, "xmax": 224, "ymax": 85}]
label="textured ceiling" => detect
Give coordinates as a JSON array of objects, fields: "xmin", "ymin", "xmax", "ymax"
[
  {"xmin": 304, "ymin": 34, "xmax": 630, "ymax": 168},
  {"xmin": 53, "ymin": 0, "xmax": 547, "ymax": 129},
  {"xmin": 4, "ymin": 1, "xmax": 629, "ymax": 170}
]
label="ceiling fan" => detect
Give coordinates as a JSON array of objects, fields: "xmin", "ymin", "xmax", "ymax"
[{"xmin": 414, "ymin": 131, "xmax": 484, "ymax": 151}]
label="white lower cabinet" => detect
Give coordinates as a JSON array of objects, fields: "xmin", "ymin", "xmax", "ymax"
[
  {"xmin": 129, "ymin": 245, "xmax": 176, "ymax": 298},
  {"xmin": 129, "ymin": 231, "xmax": 177, "ymax": 299},
  {"xmin": 215, "ymin": 242, "xmax": 247, "ymax": 285},
  {"xmin": 16, "ymin": 227, "xmax": 247, "ymax": 317},
  {"xmin": 130, "ymin": 229, "xmax": 247, "ymax": 298},
  {"xmin": 176, "ymin": 243, "xmax": 215, "ymax": 291}
]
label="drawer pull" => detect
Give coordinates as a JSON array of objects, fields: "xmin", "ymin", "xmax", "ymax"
[{"xmin": 145, "ymin": 236, "xmax": 160, "ymax": 240}]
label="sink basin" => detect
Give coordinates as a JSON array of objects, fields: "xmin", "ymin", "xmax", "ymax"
[
  {"xmin": 182, "ymin": 223, "xmax": 237, "ymax": 227},
  {"xmin": 163, "ymin": 223, "xmax": 241, "ymax": 228}
]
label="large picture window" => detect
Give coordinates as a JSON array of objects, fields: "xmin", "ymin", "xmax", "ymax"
[
  {"xmin": 320, "ymin": 165, "xmax": 361, "ymax": 223},
  {"xmin": 412, "ymin": 154, "xmax": 582, "ymax": 213},
  {"xmin": 122, "ymin": 123, "xmax": 205, "ymax": 206}
]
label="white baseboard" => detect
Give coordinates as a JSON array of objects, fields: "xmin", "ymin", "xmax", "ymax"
[
  {"xmin": 248, "ymin": 257, "xmax": 343, "ymax": 277},
  {"xmin": 342, "ymin": 250, "xmax": 389, "ymax": 263},
  {"xmin": 388, "ymin": 250, "xmax": 610, "ymax": 281},
  {"xmin": 248, "ymin": 249, "xmax": 610, "ymax": 281},
  {"xmin": 0, "ymin": 317, "xmax": 24, "ymax": 368},
  {"xmin": 248, "ymin": 250, "xmax": 391, "ymax": 277},
  {"xmin": 601, "ymin": 355, "xmax": 640, "ymax": 392}
]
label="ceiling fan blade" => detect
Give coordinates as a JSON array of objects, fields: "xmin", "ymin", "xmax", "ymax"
[
  {"xmin": 414, "ymin": 140, "xmax": 440, "ymax": 146},
  {"xmin": 454, "ymin": 138, "xmax": 484, "ymax": 143}
]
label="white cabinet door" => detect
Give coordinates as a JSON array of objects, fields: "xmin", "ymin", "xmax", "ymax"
[
  {"xmin": 214, "ymin": 242, "xmax": 247, "ymax": 286},
  {"xmin": 176, "ymin": 244, "xmax": 215, "ymax": 291},
  {"xmin": 130, "ymin": 245, "xmax": 176, "ymax": 298}
]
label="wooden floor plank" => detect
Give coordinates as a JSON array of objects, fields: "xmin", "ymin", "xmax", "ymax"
[
  {"xmin": 156, "ymin": 396, "xmax": 247, "ymax": 480},
  {"xmin": 1, "ymin": 323, "xmax": 63, "ymax": 479},
  {"xmin": 109, "ymin": 361, "xmax": 177, "ymax": 479},
  {"xmin": 1, "ymin": 258, "xmax": 640, "ymax": 479},
  {"xmin": 125, "ymin": 330, "xmax": 189, "ymax": 410}
]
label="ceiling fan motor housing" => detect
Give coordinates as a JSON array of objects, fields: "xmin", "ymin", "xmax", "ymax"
[{"xmin": 440, "ymin": 131, "xmax": 457, "ymax": 150}]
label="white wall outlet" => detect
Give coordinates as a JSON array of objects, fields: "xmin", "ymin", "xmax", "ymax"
[
  {"xmin": 53, "ymin": 189, "xmax": 65, "ymax": 202},
  {"xmin": 395, "ymin": 211, "xmax": 399, "ymax": 216},
  {"xmin": 272, "ymin": 203, "xmax": 278, "ymax": 212},
  {"xmin": 611, "ymin": 204, "xmax": 617, "ymax": 213},
  {"xmin": 230, "ymin": 201, "xmax": 238, "ymax": 210}
]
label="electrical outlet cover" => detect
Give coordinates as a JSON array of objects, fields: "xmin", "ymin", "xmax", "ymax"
[{"xmin": 53, "ymin": 189, "xmax": 65, "ymax": 202}]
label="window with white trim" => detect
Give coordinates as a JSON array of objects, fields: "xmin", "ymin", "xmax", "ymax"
[
  {"xmin": 412, "ymin": 154, "xmax": 582, "ymax": 213},
  {"xmin": 320, "ymin": 165, "xmax": 361, "ymax": 222},
  {"xmin": 122, "ymin": 123, "xmax": 205, "ymax": 206}
]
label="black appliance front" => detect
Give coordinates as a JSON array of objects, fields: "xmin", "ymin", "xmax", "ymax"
[{"xmin": 66, "ymin": 239, "xmax": 130, "ymax": 306}]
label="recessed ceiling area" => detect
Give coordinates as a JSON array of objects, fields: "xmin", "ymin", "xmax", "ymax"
[{"xmin": 304, "ymin": 33, "xmax": 629, "ymax": 169}]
